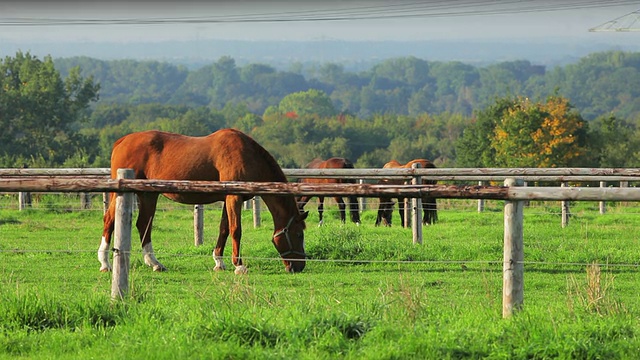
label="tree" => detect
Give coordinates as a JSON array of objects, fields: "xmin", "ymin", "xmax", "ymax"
[
  {"xmin": 0, "ymin": 51, "xmax": 99, "ymax": 166},
  {"xmin": 455, "ymin": 97, "xmax": 513, "ymax": 167},
  {"xmin": 588, "ymin": 115, "xmax": 639, "ymax": 167},
  {"xmin": 490, "ymin": 96, "xmax": 588, "ymax": 167},
  {"xmin": 277, "ymin": 89, "xmax": 337, "ymax": 119}
]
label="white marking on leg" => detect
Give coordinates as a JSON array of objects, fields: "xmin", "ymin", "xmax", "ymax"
[
  {"xmin": 213, "ymin": 255, "xmax": 226, "ymax": 271},
  {"xmin": 143, "ymin": 242, "xmax": 166, "ymax": 272},
  {"xmin": 234, "ymin": 265, "xmax": 248, "ymax": 275},
  {"xmin": 98, "ymin": 236, "xmax": 111, "ymax": 272}
]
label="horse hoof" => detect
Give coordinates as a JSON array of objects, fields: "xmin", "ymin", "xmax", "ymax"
[
  {"xmin": 153, "ymin": 264, "xmax": 167, "ymax": 272},
  {"xmin": 234, "ymin": 266, "xmax": 248, "ymax": 275},
  {"xmin": 100, "ymin": 267, "xmax": 111, "ymax": 273},
  {"xmin": 214, "ymin": 265, "xmax": 226, "ymax": 271}
]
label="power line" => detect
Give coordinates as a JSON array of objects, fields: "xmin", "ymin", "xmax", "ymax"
[
  {"xmin": 589, "ymin": 8, "xmax": 640, "ymax": 31},
  {"xmin": 1, "ymin": 0, "xmax": 638, "ymax": 26}
]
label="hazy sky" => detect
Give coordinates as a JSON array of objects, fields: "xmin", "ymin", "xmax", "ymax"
[{"xmin": 1, "ymin": 1, "xmax": 640, "ymax": 43}]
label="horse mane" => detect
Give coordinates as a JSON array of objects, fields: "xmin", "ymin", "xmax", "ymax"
[{"xmin": 240, "ymin": 130, "xmax": 288, "ymax": 183}]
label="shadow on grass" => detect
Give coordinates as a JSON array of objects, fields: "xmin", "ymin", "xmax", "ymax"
[{"xmin": 0, "ymin": 218, "xmax": 21, "ymax": 226}]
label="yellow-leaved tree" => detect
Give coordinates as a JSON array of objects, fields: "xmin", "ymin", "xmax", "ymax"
[{"xmin": 491, "ymin": 96, "xmax": 587, "ymax": 167}]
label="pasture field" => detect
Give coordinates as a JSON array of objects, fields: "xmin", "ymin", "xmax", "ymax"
[{"xmin": 1, "ymin": 194, "xmax": 640, "ymax": 359}]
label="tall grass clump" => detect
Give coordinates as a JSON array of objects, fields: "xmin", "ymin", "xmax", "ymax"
[{"xmin": 567, "ymin": 261, "xmax": 626, "ymax": 316}]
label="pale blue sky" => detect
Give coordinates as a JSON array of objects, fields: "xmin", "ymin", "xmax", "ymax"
[{"xmin": 1, "ymin": 1, "xmax": 639, "ymax": 43}]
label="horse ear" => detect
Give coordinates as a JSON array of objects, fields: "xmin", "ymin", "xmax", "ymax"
[{"xmin": 298, "ymin": 211, "xmax": 309, "ymax": 221}]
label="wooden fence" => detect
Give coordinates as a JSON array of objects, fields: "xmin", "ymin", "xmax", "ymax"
[
  {"xmin": 2, "ymin": 167, "xmax": 640, "ymax": 318},
  {"xmin": 2, "ymin": 167, "xmax": 637, "ymax": 228}
]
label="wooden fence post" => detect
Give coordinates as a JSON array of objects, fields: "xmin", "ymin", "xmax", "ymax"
[
  {"xmin": 358, "ymin": 179, "xmax": 367, "ymax": 213},
  {"xmin": 103, "ymin": 192, "xmax": 110, "ymax": 215},
  {"xmin": 19, "ymin": 192, "xmax": 32, "ymax": 210},
  {"xmin": 111, "ymin": 168, "xmax": 134, "ymax": 301},
  {"xmin": 599, "ymin": 181, "xmax": 606, "ymax": 215},
  {"xmin": 503, "ymin": 178, "xmax": 524, "ymax": 318},
  {"xmin": 403, "ymin": 197, "xmax": 410, "ymax": 228},
  {"xmin": 253, "ymin": 196, "xmax": 261, "ymax": 228},
  {"xmin": 561, "ymin": 182, "xmax": 570, "ymax": 228},
  {"xmin": 411, "ymin": 163, "xmax": 423, "ymax": 244},
  {"xmin": 80, "ymin": 193, "xmax": 91, "ymax": 209},
  {"xmin": 477, "ymin": 181, "xmax": 485, "ymax": 212},
  {"xmin": 620, "ymin": 181, "xmax": 629, "ymax": 207},
  {"xmin": 194, "ymin": 204, "xmax": 204, "ymax": 246}
]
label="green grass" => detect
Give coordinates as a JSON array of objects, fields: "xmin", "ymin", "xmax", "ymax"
[{"xmin": 1, "ymin": 195, "xmax": 640, "ymax": 359}]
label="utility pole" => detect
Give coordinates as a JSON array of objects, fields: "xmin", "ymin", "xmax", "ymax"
[{"xmin": 589, "ymin": 9, "xmax": 640, "ymax": 32}]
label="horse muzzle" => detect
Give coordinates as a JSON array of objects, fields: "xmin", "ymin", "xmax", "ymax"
[{"xmin": 284, "ymin": 257, "xmax": 306, "ymax": 273}]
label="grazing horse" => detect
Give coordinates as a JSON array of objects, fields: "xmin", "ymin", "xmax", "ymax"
[
  {"xmin": 296, "ymin": 157, "xmax": 361, "ymax": 225},
  {"xmin": 99, "ymin": 129, "xmax": 308, "ymax": 274},
  {"xmin": 375, "ymin": 159, "xmax": 438, "ymax": 227}
]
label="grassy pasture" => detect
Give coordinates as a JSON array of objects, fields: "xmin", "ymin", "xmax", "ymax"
[{"xmin": 1, "ymin": 194, "xmax": 640, "ymax": 359}]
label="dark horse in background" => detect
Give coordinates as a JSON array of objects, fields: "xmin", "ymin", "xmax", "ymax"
[
  {"xmin": 296, "ymin": 157, "xmax": 361, "ymax": 225},
  {"xmin": 375, "ymin": 159, "xmax": 438, "ymax": 227},
  {"xmin": 100, "ymin": 129, "xmax": 308, "ymax": 274}
]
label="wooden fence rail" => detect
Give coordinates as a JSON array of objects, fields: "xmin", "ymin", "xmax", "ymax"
[{"xmin": 3, "ymin": 167, "xmax": 640, "ymax": 181}]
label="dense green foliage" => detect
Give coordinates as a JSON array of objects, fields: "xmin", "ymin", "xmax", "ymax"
[
  {"xmin": 5, "ymin": 50, "xmax": 640, "ymax": 168},
  {"xmin": 0, "ymin": 52, "xmax": 99, "ymax": 167},
  {"xmin": 1, "ymin": 196, "xmax": 640, "ymax": 358}
]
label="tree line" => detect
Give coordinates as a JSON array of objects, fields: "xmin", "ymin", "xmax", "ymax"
[{"xmin": 2, "ymin": 50, "xmax": 640, "ymax": 170}]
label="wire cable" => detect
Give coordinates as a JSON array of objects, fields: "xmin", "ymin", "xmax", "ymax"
[{"xmin": 1, "ymin": 0, "xmax": 638, "ymax": 26}]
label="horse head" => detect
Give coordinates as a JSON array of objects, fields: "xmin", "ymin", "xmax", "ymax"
[{"xmin": 272, "ymin": 210, "xmax": 309, "ymax": 273}]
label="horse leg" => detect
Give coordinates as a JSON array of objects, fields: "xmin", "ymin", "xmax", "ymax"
[
  {"xmin": 225, "ymin": 195, "xmax": 247, "ymax": 274},
  {"xmin": 376, "ymin": 197, "xmax": 391, "ymax": 226},
  {"xmin": 137, "ymin": 193, "xmax": 166, "ymax": 272},
  {"xmin": 317, "ymin": 196, "xmax": 325, "ymax": 226},
  {"xmin": 347, "ymin": 195, "xmax": 361, "ymax": 225},
  {"xmin": 423, "ymin": 197, "xmax": 438, "ymax": 225},
  {"xmin": 335, "ymin": 197, "xmax": 347, "ymax": 224},
  {"xmin": 98, "ymin": 192, "xmax": 117, "ymax": 272},
  {"xmin": 213, "ymin": 204, "xmax": 229, "ymax": 271}
]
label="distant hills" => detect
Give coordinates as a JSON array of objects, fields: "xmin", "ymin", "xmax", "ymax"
[{"xmin": 3, "ymin": 37, "xmax": 639, "ymax": 71}]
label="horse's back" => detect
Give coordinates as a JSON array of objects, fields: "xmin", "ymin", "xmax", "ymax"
[
  {"xmin": 111, "ymin": 129, "xmax": 284, "ymax": 182},
  {"xmin": 383, "ymin": 160, "xmax": 403, "ymax": 169},
  {"xmin": 406, "ymin": 159, "xmax": 436, "ymax": 170},
  {"xmin": 302, "ymin": 157, "xmax": 354, "ymax": 184},
  {"xmin": 380, "ymin": 158, "xmax": 436, "ymax": 185},
  {"xmin": 111, "ymin": 130, "xmax": 218, "ymax": 181},
  {"xmin": 321, "ymin": 157, "xmax": 354, "ymax": 170}
]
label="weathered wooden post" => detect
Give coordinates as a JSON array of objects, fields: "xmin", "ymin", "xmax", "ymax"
[
  {"xmin": 252, "ymin": 196, "xmax": 261, "ymax": 228},
  {"xmin": 477, "ymin": 181, "xmax": 485, "ymax": 213},
  {"xmin": 19, "ymin": 192, "xmax": 31, "ymax": 210},
  {"xmin": 111, "ymin": 168, "xmax": 134, "ymax": 301},
  {"xmin": 411, "ymin": 163, "xmax": 423, "ymax": 244},
  {"xmin": 561, "ymin": 182, "xmax": 570, "ymax": 228},
  {"xmin": 599, "ymin": 181, "xmax": 606, "ymax": 215},
  {"xmin": 358, "ymin": 179, "xmax": 367, "ymax": 214},
  {"xmin": 80, "ymin": 192, "xmax": 91, "ymax": 209},
  {"xmin": 194, "ymin": 204, "xmax": 204, "ymax": 246},
  {"xmin": 403, "ymin": 197, "xmax": 410, "ymax": 228},
  {"xmin": 102, "ymin": 192, "xmax": 110, "ymax": 215},
  {"xmin": 620, "ymin": 180, "xmax": 629, "ymax": 207},
  {"xmin": 503, "ymin": 178, "xmax": 524, "ymax": 318}
]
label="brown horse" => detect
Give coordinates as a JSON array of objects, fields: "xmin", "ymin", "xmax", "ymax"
[
  {"xmin": 375, "ymin": 159, "xmax": 438, "ymax": 227},
  {"xmin": 296, "ymin": 157, "xmax": 361, "ymax": 225},
  {"xmin": 99, "ymin": 129, "xmax": 308, "ymax": 274}
]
